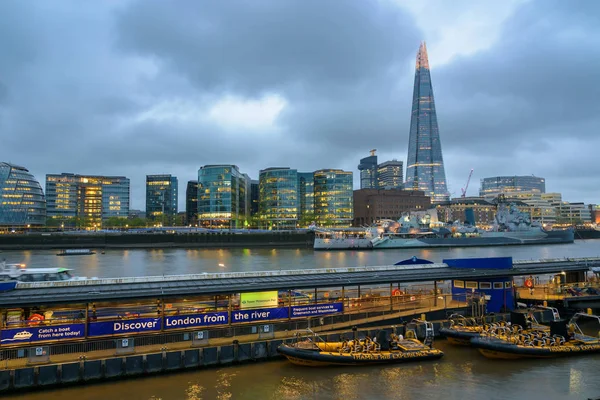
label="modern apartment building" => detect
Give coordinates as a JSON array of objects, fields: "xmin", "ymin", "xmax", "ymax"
[
  {"xmin": 45, "ymin": 173, "xmax": 130, "ymax": 228},
  {"xmin": 197, "ymin": 165, "xmax": 250, "ymax": 228},
  {"xmin": 146, "ymin": 175, "xmax": 178, "ymax": 224},
  {"xmin": 377, "ymin": 160, "xmax": 403, "ymax": 190},
  {"xmin": 259, "ymin": 167, "xmax": 299, "ymax": 229},
  {"xmin": 0, "ymin": 162, "xmax": 46, "ymax": 228},
  {"xmin": 313, "ymin": 169, "xmax": 353, "ymax": 227}
]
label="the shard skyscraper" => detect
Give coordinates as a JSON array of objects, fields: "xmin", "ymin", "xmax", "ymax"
[{"xmin": 405, "ymin": 42, "xmax": 449, "ymax": 203}]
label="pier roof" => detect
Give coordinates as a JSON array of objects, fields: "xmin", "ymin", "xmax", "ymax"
[{"xmin": 1, "ymin": 258, "xmax": 598, "ymax": 307}]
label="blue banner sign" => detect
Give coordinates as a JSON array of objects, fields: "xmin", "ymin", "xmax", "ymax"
[
  {"xmin": 231, "ymin": 307, "xmax": 289, "ymax": 323},
  {"xmin": 88, "ymin": 317, "xmax": 162, "ymax": 337},
  {"xmin": 164, "ymin": 311, "xmax": 229, "ymax": 330},
  {"xmin": 1, "ymin": 323, "xmax": 85, "ymax": 344},
  {"xmin": 291, "ymin": 302, "xmax": 343, "ymax": 318}
]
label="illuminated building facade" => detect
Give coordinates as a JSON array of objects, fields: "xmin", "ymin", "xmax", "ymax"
[
  {"xmin": 185, "ymin": 180, "xmax": 199, "ymax": 226},
  {"xmin": 377, "ymin": 160, "xmax": 403, "ymax": 189},
  {"xmin": 405, "ymin": 42, "xmax": 449, "ymax": 203},
  {"xmin": 298, "ymin": 172, "xmax": 315, "ymax": 224},
  {"xmin": 0, "ymin": 162, "xmax": 46, "ymax": 228},
  {"xmin": 480, "ymin": 176, "xmax": 546, "ymax": 199},
  {"xmin": 197, "ymin": 165, "xmax": 250, "ymax": 228},
  {"xmin": 358, "ymin": 150, "xmax": 378, "ymax": 189},
  {"xmin": 313, "ymin": 169, "xmax": 353, "ymax": 227},
  {"xmin": 146, "ymin": 175, "xmax": 178, "ymax": 224},
  {"xmin": 45, "ymin": 173, "xmax": 130, "ymax": 228},
  {"xmin": 259, "ymin": 168, "xmax": 299, "ymax": 229},
  {"xmin": 250, "ymin": 180, "xmax": 259, "ymax": 216}
]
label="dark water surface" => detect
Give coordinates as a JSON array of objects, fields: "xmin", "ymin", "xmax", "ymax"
[
  {"xmin": 4, "ymin": 342, "xmax": 599, "ymax": 400},
  {"xmin": 2, "ymin": 239, "xmax": 599, "ymax": 278},
  {"xmin": 2, "ymin": 241, "xmax": 600, "ymax": 399}
]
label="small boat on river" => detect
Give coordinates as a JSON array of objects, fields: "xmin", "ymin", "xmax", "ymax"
[
  {"xmin": 471, "ymin": 313, "xmax": 600, "ymax": 359},
  {"xmin": 277, "ymin": 320, "xmax": 444, "ymax": 367},
  {"xmin": 440, "ymin": 306, "xmax": 561, "ymax": 346},
  {"xmin": 57, "ymin": 249, "xmax": 95, "ymax": 256}
]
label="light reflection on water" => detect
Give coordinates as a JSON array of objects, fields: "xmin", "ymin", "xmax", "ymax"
[
  {"xmin": 1, "ymin": 342, "xmax": 599, "ymax": 400},
  {"xmin": 1, "ymin": 240, "xmax": 598, "ymax": 278}
]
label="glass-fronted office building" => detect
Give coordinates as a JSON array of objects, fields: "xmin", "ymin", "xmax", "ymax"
[
  {"xmin": 259, "ymin": 168, "xmax": 299, "ymax": 230},
  {"xmin": 298, "ymin": 172, "xmax": 315, "ymax": 225},
  {"xmin": 378, "ymin": 160, "xmax": 403, "ymax": 189},
  {"xmin": 480, "ymin": 176, "xmax": 546, "ymax": 199},
  {"xmin": 313, "ymin": 169, "xmax": 353, "ymax": 227},
  {"xmin": 197, "ymin": 165, "xmax": 250, "ymax": 228},
  {"xmin": 405, "ymin": 42, "xmax": 449, "ymax": 203},
  {"xmin": 185, "ymin": 180, "xmax": 198, "ymax": 226},
  {"xmin": 0, "ymin": 162, "xmax": 46, "ymax": 228},
  {"xmin": 146, "ymin": 175, "xmax": 178, "ymax": 224},
  {"xmin": 46, "ymin": 173, "xmax": 130, "ymax": 228}
]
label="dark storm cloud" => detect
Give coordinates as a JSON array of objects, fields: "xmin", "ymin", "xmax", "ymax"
[{"xmin": 0, "ymin": 0, "xmax": 598, "ymax": 209}]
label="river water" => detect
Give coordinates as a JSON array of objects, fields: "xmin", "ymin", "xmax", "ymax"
[
  {"xmin": 2, "ymin": 241, "xmax": 600, "ymax": 399},
  {"xmin": 2, "ymin": 239, "xmax": 600, "ymax": 277}
]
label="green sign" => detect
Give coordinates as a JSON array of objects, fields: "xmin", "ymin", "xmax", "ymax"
[{"xmin": 240, "ymin": 291, "xmax": 279, "ymax": 309}]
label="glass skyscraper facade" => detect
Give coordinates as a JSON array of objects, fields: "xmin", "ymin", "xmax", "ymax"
[
  {"xmin": 358, "ymin": 151, "xmax": 378, "ymax": 189},
  {"xmin": 146, "ymin": 175, "xmax": 178, "ymax": 224},
  {"xmin": 46, "ymin": 173, "xmax": 130, "ymax": 228},
  {"xmin": 405, "ymin": 42, "xmax": 449, "ymax": 203},
  {"xmin": 0, "ymin": 162, "xmax": 46, "ymax": 228},
  {"xmin": 259, "ymin": 168, "xmax": 298, "ymax": 229},
  {"xmin": 377, "ymin": 160, "xmax": 403, "ymax": 189},
  {"xmin": 185, "ymin": 180, "xmax": 199, "ymax": 226},
  {"xmin": 480, "ymin": 176, "xmax": 546, "ymax": 199},
  {"xmin": 298, "ymin": 172, "xmax": 314, "ymax": 224},
  {"xmin": 197, "ymin": 165, "xmax": 249, "ymax": 228},
  {"xmin": 313, "ymin": 169, "xmax": 353, "ymax": 227}
]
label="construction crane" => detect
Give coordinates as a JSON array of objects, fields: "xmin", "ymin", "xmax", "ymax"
[{"xmin": 461, "ymin": 169, "xmax": 474, "ymax": 198}]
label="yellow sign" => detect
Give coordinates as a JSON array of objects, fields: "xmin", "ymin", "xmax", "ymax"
[{"xmin": 240, "ymin": 291, "xmax": 279, "ymax": 309}]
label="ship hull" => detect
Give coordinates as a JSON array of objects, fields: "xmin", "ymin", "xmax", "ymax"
[{"xmin": 314, "ymin": 230, "xmax": 573, "ymax": 250}]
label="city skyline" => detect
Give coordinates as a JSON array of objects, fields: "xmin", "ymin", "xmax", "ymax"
[{"xmin": 0, "ymin": 1, "xmax": 598, "ymax": 210}]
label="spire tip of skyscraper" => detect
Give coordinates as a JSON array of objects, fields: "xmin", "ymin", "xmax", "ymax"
[{"xmin": 416, "ymin": 41, "xmax": 430, "ymax": 70}]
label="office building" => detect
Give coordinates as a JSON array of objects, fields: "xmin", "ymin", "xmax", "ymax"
[
  {"xmin": 558, "ymin": 202, "xmax": 592, "ymax": 224},
  {"xmin": 358, "ymin": 150, "xmax": 378, "ymax": 189},
  {"xmin": 378, "ymin": 160, "xmax": 403, "ymax": 189},
  {"xmin": 146, "ymin": 175, "xmax": 178, "ymax": 224},
  {"xmin": 46, "ymin": 173, "xmax": 130, "ymax": 228},
  {"xmin": 197, "ymin": 165, "xmax": 250, "ymax": 228},
  {"xmin": 405, "ymin": 42, "xmax": 449, "ymax": 203},
  {"xmin": 353, "ymin": 189, "xmax": 430, "ymax": 227},
  {"xmin": 313, "ymin": 169, "xmax": 353, "ymax": 227},
  {"xmin": 185, "ymin": 180, "xmax": 199, "ymax": 226},
  {"xmin": 250, "ymin": 180, "xmax": 259, "ymax": 217},
  {"xmin": 259, "ymin": 167, "xmax": 298, "ymax": 229},
  {"xmin": 0, "ymin": 162, "xmax": 46, "ymax": 228},
  {"xmin": 480, "ymin": 176, "xmax": 546, "ymax": 199},
  {"xmin": 298, "ymin": 172, "xmax": 315, "ymax": 225}
]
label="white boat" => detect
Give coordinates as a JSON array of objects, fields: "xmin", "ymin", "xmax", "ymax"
[
  {"xmin": 57, "ymin": 249, "xmax": 96, "ymax": 256},
  {"xmin": 314, "ymin": 202, "xmax": 574, "ymax": 250},
  {"xmin": 0, "ymin": 261, "xmax": 88, "ymax": 282}
]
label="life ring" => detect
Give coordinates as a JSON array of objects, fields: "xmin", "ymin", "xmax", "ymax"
[
  {"xmin": 524, "ymin": 279, "xmax": 534, "ymax": 288},
  {"xmin": 28, "ymin": 313, "xmax": 44, "ymax": 326}
]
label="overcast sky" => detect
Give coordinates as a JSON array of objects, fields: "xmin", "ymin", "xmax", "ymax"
[{"xmin": 1, "ymin": 0, "xmax": 598, "ymax": 210}]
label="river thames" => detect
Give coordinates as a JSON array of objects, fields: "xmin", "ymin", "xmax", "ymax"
[{"xmin": 2, "ymin": 241, "xmax": 600, "ymax": 399}]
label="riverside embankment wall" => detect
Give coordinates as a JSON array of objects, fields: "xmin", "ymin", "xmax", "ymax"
[{"xmin": 0, "ymin": 232, "xmax": 315, "ymax": 250}]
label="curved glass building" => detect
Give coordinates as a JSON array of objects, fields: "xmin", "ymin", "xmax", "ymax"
[
  {"xmin": 0, "ymin": 162, "xmax": 46, "ymax": 228},
  {"xmin": 313, "ymin": 169, "xmax": 353, "ymax": 227},
  {"xmin": 259, "ymin": 168, "xmax": 298, "ymax": 230}
]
